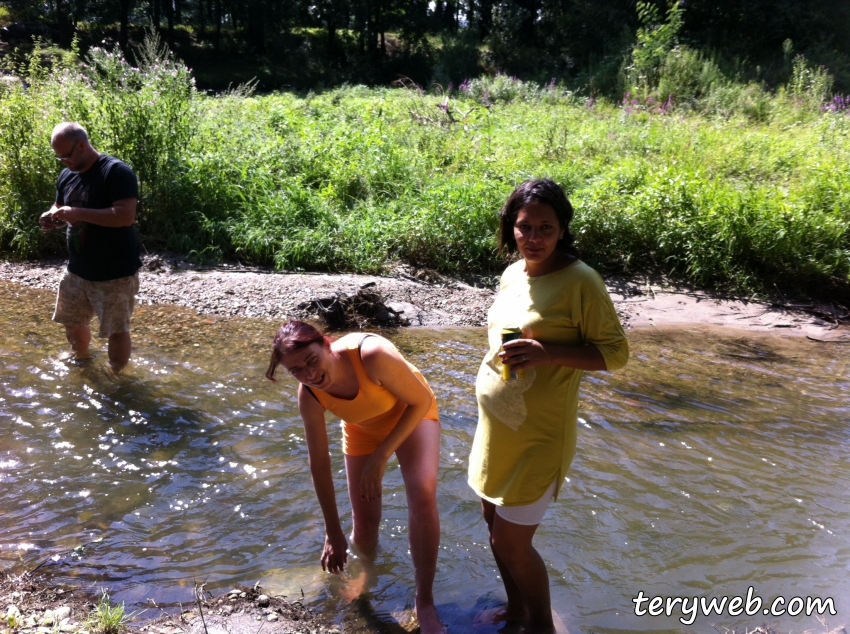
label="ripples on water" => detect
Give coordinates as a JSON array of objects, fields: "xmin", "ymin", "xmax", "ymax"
[{"xmin": 0, "ymin": 282, "xmax": 847, "ymax": 633}]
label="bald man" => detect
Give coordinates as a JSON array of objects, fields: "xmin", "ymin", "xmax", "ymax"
[{"xmin": 39, "ymin": 122, "xmax": 141, "ymax": 372}]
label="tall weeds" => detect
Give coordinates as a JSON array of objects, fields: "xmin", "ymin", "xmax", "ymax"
[{"xmin": 0, "ymin": 36, "xmax": 848, "ymax": 300}]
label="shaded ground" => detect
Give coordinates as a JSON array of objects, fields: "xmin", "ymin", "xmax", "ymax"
[{"xmin": 0, "ymin": 254, "xmax": 848, "ymax": 340}]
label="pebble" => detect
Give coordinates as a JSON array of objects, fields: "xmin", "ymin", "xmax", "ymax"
[
  {"xmin": 256, "ymin": 594, "xmax": 270, "ymax": 607},
  {"xmin": 266, "ymin": 614, "xmax": 278, "ymax": 622},
  {"xmin": 54, "ymin": 607, "xmax": 71, "ymax": 621},
  {"xmin": 6, "ymin": 606, "xmax": 21, "ymax": 621}
]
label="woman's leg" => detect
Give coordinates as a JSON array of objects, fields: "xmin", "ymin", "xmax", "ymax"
[
  {"xmin": 395, "ymin": 419, "xmax": 444, "ymax": 634},
  {"xmin": 341, "ymin": 453, "xmax": 383, "ymax": 601},
  {"xmin": 344, "ymin": 453, "xmax": 384, "ymax": 553},
  {"xmin": 488, "ymin": 512, "xmax": 554, "ymax": 634},
  {"xmin": 477, "ymin": 500, "xmax": 529, "ymax": 625}
]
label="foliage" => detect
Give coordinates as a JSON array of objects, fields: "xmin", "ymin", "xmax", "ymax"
[
  {"xmin": 459, "ymin": 74, "xmax": 572, "ymax": 105},
  {"xmin": 85, "ymin": 590, "xmax": 137, "ymax": 634},
  {"xmin": 1, "ymin": 37, "xmax": 849, "ymax": 301},
  {"xmin": 625, "ymin": 0, "xmax": 685, "ymax": 97},
  {"xmin": 787, "ymin": 54, "xmax": 834, "ymax": 110},
  {"xmin": 0, "ymin": 30, "xmax": 196, "ymax": 254}
]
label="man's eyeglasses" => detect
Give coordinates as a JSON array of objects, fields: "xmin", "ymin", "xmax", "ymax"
[{"xmin": 54, "ymin": 142, "xmax": 79, "ymax": 161}]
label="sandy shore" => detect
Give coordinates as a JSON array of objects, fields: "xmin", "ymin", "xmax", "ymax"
[{"xmin": 1, "ymin": 254, "xmax": 848, "ymax": 340}]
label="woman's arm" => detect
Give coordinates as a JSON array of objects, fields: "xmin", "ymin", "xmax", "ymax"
[
  {"xmin": 500, "ymin": 271, "xmax": 628, "ymax": 373},
  {"xmin": 500, "ymin": 339, "xmax": 607, "ymax": 372},
  {"xmin": 298, "ymin": 384, "xmax": 348, "ymax": 574},
  {"xmin": 357, "ymin": 337, "xmax": 434, "ymax": 500}
]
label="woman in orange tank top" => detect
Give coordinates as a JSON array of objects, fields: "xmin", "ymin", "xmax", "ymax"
[{"xmin": 266, "ymin": 320, "xmax": 445, "ymax": 634}]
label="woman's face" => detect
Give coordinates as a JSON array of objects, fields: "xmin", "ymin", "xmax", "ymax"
[
  {"xmin": 280, "ymin": 342, "xmax": 335, "ymax": 390},
  {"xmin": 513, "ymin": 201, "xmax": 564, "ymax": 275}
]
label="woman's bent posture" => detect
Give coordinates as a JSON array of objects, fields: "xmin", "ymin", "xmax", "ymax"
[
  {"xmin": 267, "ymin": 322, "xmax": 444, "ymax": 633},
  {"xmin": 469, "ymin": 180, "xmax": 629, "ymax": 633}
]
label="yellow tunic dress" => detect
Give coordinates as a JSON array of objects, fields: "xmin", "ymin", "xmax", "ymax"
[{"xmin": 468, "ymin": 259, "xmax": 629, "ymax": 506}]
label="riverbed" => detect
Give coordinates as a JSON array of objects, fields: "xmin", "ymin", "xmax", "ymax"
[{"xmin": 0, "ymin": 281, "xmax": 848, "ymax": 633}]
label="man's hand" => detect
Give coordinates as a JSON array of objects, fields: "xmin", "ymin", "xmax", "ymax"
[
  {"xmin": 39, "ymin": 209, "xmax": 66, "ymax": 232},
  {"xmin": 321, "ymin": 530, "xmax": 348, "ymax": 574}
]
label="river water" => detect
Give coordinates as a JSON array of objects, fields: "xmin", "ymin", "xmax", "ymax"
[{"xmin": 1, "ymin": 281, "xmax": 847, "ymax": 633}]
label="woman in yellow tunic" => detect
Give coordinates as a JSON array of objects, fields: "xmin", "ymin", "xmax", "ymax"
[
  {"xmin": 468, "ymin": 179, "xmax": 629, "ymax": 632},
  {"xmin": 266, "ymin": 321, "xmax": 444, "ymax": 634}
]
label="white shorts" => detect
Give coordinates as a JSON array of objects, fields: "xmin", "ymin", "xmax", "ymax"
[{"xmin": 495, "ymin": 479, "xmax": 557, "ymax": 526}]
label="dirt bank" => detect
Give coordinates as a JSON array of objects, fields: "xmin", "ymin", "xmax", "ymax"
[
  {"xmin": 1, "ymin": 255, "xmax": 848, "ymax": 340},
  {"xmin": 0, "ymin": 573, "xmax": 335, "ymax": 634}
]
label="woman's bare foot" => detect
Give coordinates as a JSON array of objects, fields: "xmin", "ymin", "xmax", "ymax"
[
  {"xmin": 473, "ymin": 606, "xmax": 529, "ymax": 628},
  {"xmin": 338, "ymin": 571, "xmax": 368, "ymax": 603},
  {"xmin": 415, "ymin": 598, "xmax": 446, "ymax": 634}
]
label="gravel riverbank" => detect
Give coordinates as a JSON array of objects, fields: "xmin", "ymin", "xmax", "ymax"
[{"xmin": 1, "ymin": 254, "xmax": 848, "ymax": 338}]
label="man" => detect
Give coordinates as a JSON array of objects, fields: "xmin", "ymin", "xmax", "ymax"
[{"xmin": 39, "ymin": 122, "xmax": 141, "ymax": 372}]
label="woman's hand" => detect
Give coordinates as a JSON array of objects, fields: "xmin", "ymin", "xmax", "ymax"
[
  {"xmin": 359, "ymin": 453, "xmax": 388, "ymax": 501},
  {"xmin": 499, "ymin": 338, "xmax": 551, "ymax": 370},
  {"xmin": 321, "ymin": 530, "xmax": 349, "ymax": 574},
  {"xmin": 500, "ymin": 338, "xmax": 608, "ymax": 371}
]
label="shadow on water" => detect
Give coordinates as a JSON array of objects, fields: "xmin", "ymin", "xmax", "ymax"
[{"xmin": 1, "ymin": 282, "xmax": 848, "ymax": 633}]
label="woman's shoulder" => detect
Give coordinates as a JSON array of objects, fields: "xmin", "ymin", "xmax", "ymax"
[
  {"xmin": 351, "ymin": 332, "xmax": 397, "ymax": 360},
  {"xmin": 551, "ymin": 258, "xmax": 603, "ymax": 283},
  {"xmin": 499, "ymin": 259, "xmax": 527, "ymax": 284},
  {"xmin": 333, "ymin": 332, "xmax": 380, "ymax": 350}
]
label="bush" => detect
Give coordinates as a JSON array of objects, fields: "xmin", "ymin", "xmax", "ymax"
[{"xmin": 1, "ymin": 36, "xmax": 848, "ymax": 301}]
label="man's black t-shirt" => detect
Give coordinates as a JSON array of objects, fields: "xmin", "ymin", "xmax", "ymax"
[{"xmin": 55, "ymin": 155, "xmax": 141, "ymax": 282}]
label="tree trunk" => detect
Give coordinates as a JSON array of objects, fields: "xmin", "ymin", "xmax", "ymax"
[
  {"xmin": 166, "ymin": 0, "xmax": 174, "ymax": 47},
  {"xmin": 247, "ymin": 0, "xmax": 265, "ymax": 53},
  {"xmin": 376, "ymin": 0, "xmax": 384, "ymax": 57},
  {"xmin": 197, "ymin": 0, "xmax": 205, "ymax": 38},
  {"xmin": 214, "ymin": 0, "xmax": 221, "ymax": 48},
  {"xmin": 478, "ymin": 0, "xmax": 493, "ymax": 40},
  {"xmin": 119, "ymin": 0, "xmax": 131, "ymax": 53},
  {"xmin": 55, "ymin": 0, "xmax": 74, "ymax": 48},
  {"xmin": 150, "ymin": 0, "xmax": 160, "ymax": 28}
]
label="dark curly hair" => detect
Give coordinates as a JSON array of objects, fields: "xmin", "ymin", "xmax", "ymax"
[{"xmin": 498, "ymin": 178, "xmax": 578, "ymax": 257}]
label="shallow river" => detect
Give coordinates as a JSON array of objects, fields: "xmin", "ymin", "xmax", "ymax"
[{"xmin": 1, "ymin": 281, "xmax": 848, "ymax": 633}]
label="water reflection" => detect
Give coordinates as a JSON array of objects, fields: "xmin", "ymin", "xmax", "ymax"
[{"xmin": 0, "ymin": 282, "xmax": 847, "ymax": 633}]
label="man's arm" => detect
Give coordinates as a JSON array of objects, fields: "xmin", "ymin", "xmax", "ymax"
[{"xmin": 47, "ymin": 197, "xmax": 137, "ymax": 227}]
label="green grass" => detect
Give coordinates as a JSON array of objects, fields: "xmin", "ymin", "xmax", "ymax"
[
  {"xmin": 1, "ymin": 36, "xmax": 849, "ymax": 301},
  {"xmin": 86, "ymin": 590, "xmax": 137, "ymax": 634}
]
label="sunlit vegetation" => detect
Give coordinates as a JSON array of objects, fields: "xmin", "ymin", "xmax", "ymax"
[{"xmin": 1, "ymin": 29, "xmax": 848, "ymax": 301}]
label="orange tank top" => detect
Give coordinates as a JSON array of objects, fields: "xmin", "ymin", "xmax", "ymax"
[{"xmin": 311, "ymin": 333, "xmax": 439, "ymax": 455}]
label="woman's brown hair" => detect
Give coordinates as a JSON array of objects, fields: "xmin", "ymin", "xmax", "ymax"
[{"xmin": 265, "ymin": 320, "xmax": 332, "ymax": 381}]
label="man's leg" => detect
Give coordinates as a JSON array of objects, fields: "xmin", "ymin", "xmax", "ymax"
[
  {"xmin": 395, "ymin": 420, "xmax": 445, "ymax": 634},
  {"xmin": 95, "ymin": 273, "xmax": 138, "ymax": 373},
  {"xmin": 108, "ymin": 331, "xmax": 131, "ymax": 372},
  {"xmin": 53, "ymin": 271, "xmax": 94, "ymax": 360},
  {"xmin": 64, "ymin": 325, "xmax": 92, "ymax": 359}
]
